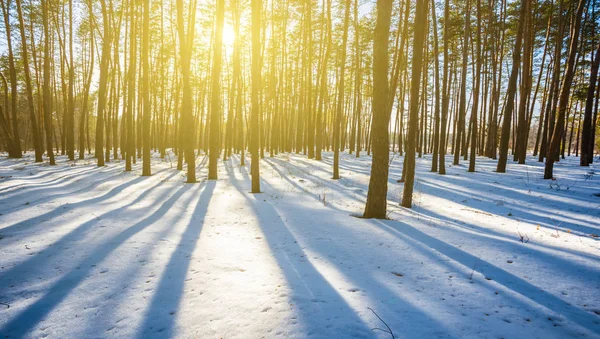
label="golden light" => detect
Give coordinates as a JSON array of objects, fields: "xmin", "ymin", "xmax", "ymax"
[{"xmin": 223, "ymin": 23, "xmax": 235, "ymax": 46}]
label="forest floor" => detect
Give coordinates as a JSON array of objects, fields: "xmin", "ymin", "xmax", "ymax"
[{"xmin": 0, "ymin": 150, "xmax": 599, "ymax": 338}]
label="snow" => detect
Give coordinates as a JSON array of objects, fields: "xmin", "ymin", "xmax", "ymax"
[{"xmin": 0, "ymin": 151, "xmax": 599, "ymax": 338}]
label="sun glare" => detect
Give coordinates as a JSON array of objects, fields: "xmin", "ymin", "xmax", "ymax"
[{"xmin": 223, "ymin": 23, "xmax": 235, "ymax": 46}]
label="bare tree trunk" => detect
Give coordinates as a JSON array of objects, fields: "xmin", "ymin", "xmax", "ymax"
[
  {"xmin": 400, "ymin": 0, "xmax": 429, "ymax": 208},
  {"xmin": 15, "ymin": 0, "xmax": 43, "ymax": 162},
  {"xmin": 332, "ymin": 0, "xmax": 351, "ymax": 179},
  {"xmin": 209, "ymin": 0, "xmax": 225, "ymax": 179},
  {"xmin": 496, "ymin": 0, "xmax": 527, "ymax": 173},
  {"xmin": 363, "ymin": 0, "xmax": 393, "ymax": 218},
  {"xmin": 176, "ymin": 0, "xmax": 198, "ymax": 182},
  {"xmin": 581, "ymin": 43, "xmax": 600, "ymax": 166},
  {"xmin": 469, "ymin": 0, "xmax": 481, "ymax": 172},
  {"xmin": 251, "ymin": 0, "xmax": 262, "ymax": 192},
  {"xmin": 544, "ymin": 0, "xmax": 585, "ymax": 179},
  {"xmin": 0, "ymin": 0, "xmax": 22, "ymax": 158}
]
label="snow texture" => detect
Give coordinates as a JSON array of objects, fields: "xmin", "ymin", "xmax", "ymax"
[{"xmin": 0, "ymin": 151, "xmax": 599, "ymax": 338}]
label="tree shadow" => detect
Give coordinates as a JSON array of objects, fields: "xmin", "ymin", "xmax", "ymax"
[
  {"xmin": 416, "ymin": 179, "xmax": 600, "ymax": 239},
  {"xmin": 0, "ymin": 183, "xmax": 192, "ymax": 337},
  {"xmin": 224, "ymin": 160, "xmax": 376, "ymax": 337},
  {"xmin": 369, "ymin": 218, "xmax": 600, "ymax": 335},
  {"xmin": 0, "ymin": 164, "xmax": 107, "ymax": 194},
  {"xmin": 0, "ymin": 166, "xmax": 167, "ymax": 217},
  {"xmin": 136, "ymin": 181, "xmax": 214, "ymax": 337},
  {"xmin": 0, "ymin": 169, "xmax": 181, "ymax": 295},
  {"xmin": 267, "ymin": 154, "xmax": 600, "ymax": 256},
  {"xmin": 228, "ymin": 157, "xmax": 463, "ymax": 338},
  {"xmin": 0, "ymin": 167, "xmax": 172, "ymax": 239}
]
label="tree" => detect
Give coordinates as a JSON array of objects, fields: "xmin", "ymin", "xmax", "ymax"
[
  {"xmin": 251, "ymin": 0, "xmax": 262, "ymax": 192},
  {"xmin": 430, "ymin": 0, "xmax": 441, "ymax": 173},
  {"xmin": 315, "ymin": 0, "xmax": 332, "ymax": 161},
  {"xmin": 454, "ymin": 0, "xmax": 470, "ymax": 167},
  {"xmin": 176, "ymin": 0, "xmax": 198, "ymax": 183},
  {"xmin": 496, "ymin": 0, "xmax": 527, "ymax": 173},
  {"xmin": 0, "ymin": 0, "xmax": 22, "ymax": 158},
  {"xmin": 468, "ymin": 0, "xmax": 481, "ymax": 173},
  {"xmin": 581, "ymin": 42, "xmax": 600, "ymax": 166},
  {"xmin": 438, "ymin": 0, "xmax": 450, "ymax": 174},
  {"xmin": 15, "ymin": 0, "xmax": 43, "ymax": 162},
  {"xmin": 514, "ymin": 0, "xmax": 533, "ymax": 165},
  {"xmin": 141, "ymin": 0, "xmax": 151, "ymax": 175},
  {"xmin": 400, "ymin": 0, "xmax": 429, "ymax": 208},
  {"xmin": 332, "ymin": 0, "xmax": 351, "ymax": 180},
  {"xmin": 66, "ymin": 0, "xmax": 75, "ymax": 160},
  {"xmin": 544, "ymin": 0, "xmax": 586, "ymax": 179},
  {"xmin": 209, "ymin": 0, "xmax": 225, "ymax": 180},
  {"xmin": 363, "ymin": 0, "xmax": 393, "ymax": 218},
  {"xmin": 95, "ymin": 0, "xmax": 112, "ymax": 167},
  {"xmin": 124, "ymin": 0, "xmax": 135, "ymax": 169}
]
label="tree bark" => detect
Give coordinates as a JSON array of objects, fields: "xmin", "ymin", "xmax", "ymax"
[{"xmin": 363, "ymin": 0, "xmax": 393, "ymax": 218}]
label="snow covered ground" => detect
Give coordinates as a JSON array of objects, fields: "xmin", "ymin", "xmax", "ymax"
[{"xmin": 0, "ymin": 150, "xmax": 599, "ymax": 338}]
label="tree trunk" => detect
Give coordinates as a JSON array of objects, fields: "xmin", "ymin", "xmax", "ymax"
[
  {"xmin": 332, "ymin": 0, "xmax": 351, "ymax": 179},
  {"xmin": 496, "ymin": 0, "xmax": 527, "ymax": 173},
  {"xmin": 400, "ymin": 0, "xmax": 429, "ymax": 208},
  {"xmin": 15, "ymin": 0, "xmax": 43, "ymax": 162},
  {"xmin": 363, "ymin": 0, "xmax": 393, "ymax": 218},
  {"xmin": 581, "ymin": 43, "xmax": 600, "ymax": 166},
  {"xmin": 544, "ymin": 0, "xmax": 585, "ymax": 179}
]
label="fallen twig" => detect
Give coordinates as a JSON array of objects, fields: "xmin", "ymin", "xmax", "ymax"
[
  {"xmin": 518, "ymin": 231, "xmax": 529, "ymax": 243},
  {"xmin": 368, "ymin": 307, "xmax": 395, "ymax": 339}
]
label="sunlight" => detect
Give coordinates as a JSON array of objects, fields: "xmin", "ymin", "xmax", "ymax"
[{"xmin": 223, "ymin": 23, "xmax": 235, "ymax": 47}]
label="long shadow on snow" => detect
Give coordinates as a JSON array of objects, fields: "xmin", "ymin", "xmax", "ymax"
[
  {"xmin": 264, "ymin": 155, "xmax": 600, "ymax": 279},
  {"xmin": 79, "ymin": 182, "xmax": 205, "ymax": 337},
  {"xmin": 417, "ymin": 180, "xmax": 600, "ymax": 239},
  {"xmin": 225, "ymin": 160, "xmax": 374, "ymax": 338},
  {"xmin": 370, "ymin": 218, "xmax": 600, "ymax": 334},
  {"xmin": 234, "ymin": 157, "xmax": 461, "ymax": 337},
  {"xmin": 0, "ymin": 164, "xmax": 106, "ymax": 194},
  {"xmin": 263, "ymin": 158, "xmax": 370, "ymax": 208},
  {"xmin": 78, "ymin": 157, "xmax": 209, "ymax": 336},
  {"xmin": 261, "ymin": 156, "xmax": 597, "ymax": 336},
  {"xmin": 0, "ymin": 165, "xmax": 161, "ymax": 218},
  {"xmin": 271, "ymin": 154, "xmax": 599, "ymax": 256},
  {"xmin": 0, "ymin": 167, "xmax": 170, "ymax": 237},
  {"xmin": 317, "ymin": 153, "xmax": 597, "ymax": 212},
  {"xmin": 0, "ymin": 183, "xmax": 192, "ymax": 338},
  {"xmin": 137, "ymin": 181, "xmax": 214, "ymax": 338},
  {"xmin": 434, "ymin": 173, "xmax": 600, "ymax": 222},
  {"xmin": 0, "ymin": 169, "xmax": 181, "ymax": 294}
]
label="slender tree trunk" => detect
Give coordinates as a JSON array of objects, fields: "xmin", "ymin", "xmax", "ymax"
[
  {"xmin": 496, "ymin": 0, "xmax": 527, "ymax": 173},
  {"xmin": 250, "ymin": 0, "xmax": 262, "ymax": 192},
  {"xmin": 176, "ymin": 0, "xmax": 198, "ymax": 182},
  {"xmin": 544, "ymin": 0, "xmax": 585, "ymax": 179},
  {"xmin": 15, "ymin": 0, "xmax": 43, "ymax": 162},
  {"xmin": 515, "ymin": 0, "xmax": 532, "ymax": 164},
  {"xmin": 363, "ymin": 0, "xmax": 393, "ymax": 218},
  {"xmin": 431, "ymin": 0, "xmax": 441, "ymax": 172},
  {"xmin": 469, "ymin": 0, "xmax": 481, "ymax": 172},
  {"xmin": 209, "ymin": 0, "xmax": 225, "ymax": 179},
  {"xmin": 581, "ymin": 43, "xmax": 600, "ymax": 166},
  {"xmin": 332, "ymin": 0, "xmax": 351, "ymax": 179},
  {"xmin": 125, "ymin": 0, "xmax": 136, "ymax": 170},
  {"xmin": 0, "ymin": 0, "xmax": 22, "ymax": 158},
  {"xmin": 400, "ymin": 0, "xmax": 429, "ymax": 208},
  {"xmin": 454, "ymin": 0, "xmax": 470, "ymax": 166}
]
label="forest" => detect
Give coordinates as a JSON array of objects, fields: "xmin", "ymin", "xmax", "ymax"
[{"xmin": 0, "ymin": 0, "xmax": 599, "ymax": 337}]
